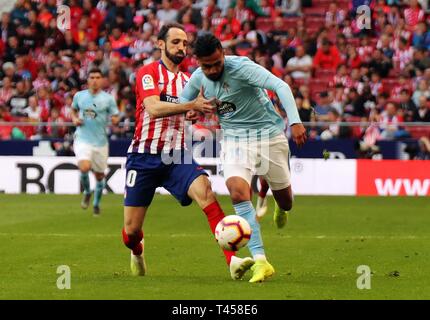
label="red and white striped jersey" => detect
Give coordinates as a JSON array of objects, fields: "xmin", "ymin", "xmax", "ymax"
[{"xmin": 128, "ymin": 60, "xmax": 190, "ymax": 154}]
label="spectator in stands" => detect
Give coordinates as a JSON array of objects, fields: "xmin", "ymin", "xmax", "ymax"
[
  {"xmin": 412, "ymin": 95, "xmax": 430, "ymax": 122},
  {"xmin": 46, "ymin": 108, "xmax": 67, "ymax": 139},
  {"xmin": 393, "ymin": 37, "xmax": 414, "ymax": 70},
  {"xmin": 319, "ymin": 107, "xmax": 350, "ymax": 140},
  {"xmin": 109, "ymin": 26, "xmax": 132, "ymax": 58},
  {"xmin": 298, "ymin": 85, "xmax": 317, "ymax": 110},
  {"xmin": 8, "ymin": 80, "xmax": 29, "ymax": 116},
  {"xmin": 111, "ymin": 104, "xmax": 136, "ymax": 139},
  {"xmin": 415, "ymin": 136, "xmax": 430, "ymax": 159},
  {"xmin": 368, "ymin": 49, "xmax": 392, "ymax": 78},
  {"xmin": 314, "ymin": 91, "xmax": 335, "ymax": 121},
  {"xmin": 104, "ymin": 0, "xmax": 133, "ymax": 30},
  {"xmin": 369, "ymin": 71, "xmax": 384, "ymax": 97},
  {"xmin": 157, "ymin": 0, "xmax": 179, "ymax": 24},
  {"xmin": 23, "ymin": 95, "xmax": 42, "ymax": 122},
  {"xmin": 404, "ymin": 0, "xmax": 425, "ymax": 28},
  {"xmin": 285, "ymin": 45, "xmax": 312, "ymax": 80},
  {"xmin": 325, "ymin": 2, "xmax": 345, "ymax": 28},
  {"xmin": 346, "ymin": 45, "xmax": 362, "ymax": 69},
  {"xmin": 377, "ymin": 33, "xmax": 395, "ymax": 59},
  {"xmin": 276, "ymin": 0, "xmax": 302, "ymax": 17},
  {"xmin": 295, "ymin": 93, "xmax": 314, "ymax": 123},
  {"xmin": 0, "ymin": 12, "xmax": 17, "ymax": 41},
  {"xmin": 413, "ymin": 79, "xmax": 430, "ymax": 106},
  {"xmin": 379, "ymin": 102, "xmax": 405, "ymax": 139},
  {"xmin": 313, "ymin": 38, "xmax": 341, "ymax": 71},
  {"xmin": 0, "ymin": 76, "xmax": 14, "ymax": 105}
]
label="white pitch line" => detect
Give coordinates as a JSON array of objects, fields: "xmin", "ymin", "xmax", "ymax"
[{"xmin": 0, "ymin": 233, "xmax": 427, "ymax": 240}]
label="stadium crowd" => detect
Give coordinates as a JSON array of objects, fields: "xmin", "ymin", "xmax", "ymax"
[{"xmin": 0, "ymin": 0, "xmax": 430, "ymax": 158}]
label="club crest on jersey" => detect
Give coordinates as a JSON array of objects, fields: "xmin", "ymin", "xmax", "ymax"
[
  {"xmin": 142, "ymin": 74, "xmax": 155, "ymax": 90},
  {"xmin": 84, "ymin": 109, "xmax": 97, "ymax": 119},
  {"xmin": 222, "ymin": 82, "xmax": 230, "ymax": 92}
]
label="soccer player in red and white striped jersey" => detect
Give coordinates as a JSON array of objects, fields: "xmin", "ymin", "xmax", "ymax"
[{"xmin": 122, "ymin": 23, "xmax": 254, "ymax": 280}]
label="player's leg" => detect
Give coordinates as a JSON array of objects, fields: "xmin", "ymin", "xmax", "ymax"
[
  {"xmin": 263, "ymin": 134, "xmax": 293, "ymax": 229},
  {"xmin": 123, "ymin": 153, "xmax": 160, "ymax": 276},
  {"xmin": 74, "ymin": 141, "xmax": 93, "ymax": 209},
  {"xmin": 256, "ymin": 177, "xmax": 269, "ymax": 220},
  {"xmin": 92, "ymin": 172, "xmax": 105, "ymax": 215},
  {"xmin": 186, "ymin": 175, "xmax": 254, "ymax": 279},
  {"xmin": 91, "ymin": 144, "xmax": 109, "ymax": 215},
  {"xmin": 225, "ymin": 174, "xmax": 275, "ymax": 283},
  {"xmin": 124, "ymin": 206, "xmax": 148, "ymax": 276}
]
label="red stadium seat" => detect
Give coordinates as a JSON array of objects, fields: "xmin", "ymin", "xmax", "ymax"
[
  {"xmin": 408, "ymin": 126, "xmax": 430, "ymax": 139},
  {"xmin": 302, "ymin": 7, "xmax": 325, "ymax": 16}
]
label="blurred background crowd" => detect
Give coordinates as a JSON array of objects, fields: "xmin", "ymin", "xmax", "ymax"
[{"xmin": 0, "ymin": 0, "xmax": 430, "ymax": 158}]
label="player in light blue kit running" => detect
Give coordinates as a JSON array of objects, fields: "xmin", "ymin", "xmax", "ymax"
[
  {"xmin": 71, "ymin": 68, "xmax": 120, "ymax": 215},
  {"xmin": 180, "ymin": 34, "xmax": 307, "ymax": 283}
]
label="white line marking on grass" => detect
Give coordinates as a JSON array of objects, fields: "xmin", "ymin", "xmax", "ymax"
[{"xmin": 0, "ymin": 233, "xmax": 428, "ymax": 240}]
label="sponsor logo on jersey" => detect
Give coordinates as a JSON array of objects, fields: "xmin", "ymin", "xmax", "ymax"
[
  {"xmin": 217, "ymin": 101, "xmax": 236, "ymax": 115},
  {"xmin": 142, "ymin": 74, "xmax": 155, "ymax": 90},
  {"xmin": 160, "ymin": 94, "xmax": 179, "ymax": 103}
]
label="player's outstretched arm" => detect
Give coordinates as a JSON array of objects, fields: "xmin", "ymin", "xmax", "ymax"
[
  {"xmin": 145, "ymin": 90, "xmax": 215, "ymax": 119},
  {"xmin": 232, "ymin": 58, "xmax": 307, "ymax": 147}
]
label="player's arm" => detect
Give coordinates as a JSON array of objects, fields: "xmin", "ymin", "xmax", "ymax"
[
  {"xmin": 137, "ymin": 68, "xmax": 214, "ymax": 119},
  {"xmin": 108, "ymin": 95, "xmax": 121, "ymax": 126},
  {"xmin": 180, "ymin": 71, "xmax": 208, "ymax": 121},
  {"xmin": 71, "ymin": 92, "xmax": 83, "ymax": 126},
  {"xmin": 144, "ymin": 94, "xmax": 213, "ymax": 119},
  {"xmin": 234, "ymin": 58, "xmax": 307, "ymax": 147}
]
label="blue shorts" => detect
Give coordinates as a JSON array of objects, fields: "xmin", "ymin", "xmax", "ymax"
[{"xmin": 124, "ymin": 152, "xmax": 208, "ymax": 207}]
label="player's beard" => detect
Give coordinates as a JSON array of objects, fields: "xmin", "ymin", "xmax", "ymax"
[
  {"xmin": 165, "ymin": 46, "xmax": 185, "ymax": 65},
  {"xmin": 206, "ymin": 65, "xmax": 224, "ymax": 81}
]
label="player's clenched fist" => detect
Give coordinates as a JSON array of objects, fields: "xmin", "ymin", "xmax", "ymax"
[
  {"xmin": 185, "ymin": 110, "xmax": 203, "ymax": 123},
  {"xmin": 291, "ymin": 123, "xmax": 307, "ymax": 148},
  {"xmin": 72, "ymin": 116, "xmax": 83, "ymax": 126}
]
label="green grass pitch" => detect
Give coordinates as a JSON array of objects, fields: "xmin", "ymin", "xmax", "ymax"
[{"xmin": 0, "ymin": 194, "xmax": 429, "ymax": 300}]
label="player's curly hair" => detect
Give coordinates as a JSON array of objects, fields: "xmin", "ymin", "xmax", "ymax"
[{"xmin": 193, "ymin": 33, "xmax": 223, "ymax": 58}]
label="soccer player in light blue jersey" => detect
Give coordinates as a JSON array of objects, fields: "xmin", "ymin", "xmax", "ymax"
[
  {"xmin": 180, "ymin": 34, "xmax": 307, "ymax": 283},
  {"xmin": 71, "ymin": 68, "xmax": 120, "ymax": 215}
]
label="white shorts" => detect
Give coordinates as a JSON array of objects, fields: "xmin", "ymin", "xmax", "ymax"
[
  {"xmin": 74, "ymin": 141, "xmax": 109, "ymax": 173},
  {"xmin": 220, "ymin": 133, "xmax": 291, "ymax": 191}
]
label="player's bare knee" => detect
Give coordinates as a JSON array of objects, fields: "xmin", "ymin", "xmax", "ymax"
[
  {"xmin": 94, "ymin": 172, "xmax": 105, "ymax": 181},
  {"xmin": 230, "ymin": 189, "xmax": 249, "ymax": 204}
]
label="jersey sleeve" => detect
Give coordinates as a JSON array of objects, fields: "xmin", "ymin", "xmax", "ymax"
[
  {"xmin": 71, "ymin": 92, "xmax": 80, "ymax": 110},
  {"xmin": 136, "ymin": 64, "xmax": 160, "ymax": 100},
  {"xmin": 108, "ymin": 95, "xmax": 120, "ymax": 116},
  {"xmin": 231, "ymin": 57, "xmax": 302, "ymax": 125},
  {"xmin": 179, "ymin": 69, "xmax": 202, "ymax": 103}
]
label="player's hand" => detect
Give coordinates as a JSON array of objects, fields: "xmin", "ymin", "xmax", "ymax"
[
  {"xmin": 72, "ymin": 117, "xmax": 83, "ymax": 126},
  {"xmin": 291, "ymin": 123, "xmax": 307, "ymax": 148},
  {"xmin": 185, "ymin": 110, "xmax": 202, "ymax": 123},
  {"xmin": 193, "ymin": 87, "xmax": 216, "ymax": 114}
]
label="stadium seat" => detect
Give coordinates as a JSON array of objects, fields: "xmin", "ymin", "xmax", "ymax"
[
  {"xmin": 302, "ymin": 7, "xmax": 325, "ymax": 16},
  {"xmin": 408, "ymin": 126, "xmax": 430, "ymax": 139}
]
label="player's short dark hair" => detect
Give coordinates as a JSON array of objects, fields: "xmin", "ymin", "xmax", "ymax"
[
  {"xmin": 157, "ymin": 23, "xmax": 185, "ymax": 41},
  {"xmin": 88, "ymin": 68, "xmax": 103, "ymax": 76},
  {"xmin": 194, "ymin": 33, "xmax": 223, "ymax": 58}
]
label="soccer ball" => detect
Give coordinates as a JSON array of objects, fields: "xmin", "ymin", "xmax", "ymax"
[{"xmin": 215, "ymin": 215, "xmax": 252, "ymax": 251}]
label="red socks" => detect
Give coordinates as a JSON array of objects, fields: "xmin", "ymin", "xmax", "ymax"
[
  {"xmin": 259, "ymin": 177, "xmax": 269, "ymax": 198},
  {"xmin": 203, "ymin": 201, "xmax": 235, "ymax": 265},
  {"xmin": 122, "ymin": 228, "xmax": 143, "ymax": 256}
]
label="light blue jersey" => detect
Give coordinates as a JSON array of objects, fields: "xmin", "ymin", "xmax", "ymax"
[
  {"xmin": 72, "ymin": 89, "xmax": 119, "ymax": 146},
  {"xmin": 180, "ymin": 56, "xmax": 301, "ymax": 139}
]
